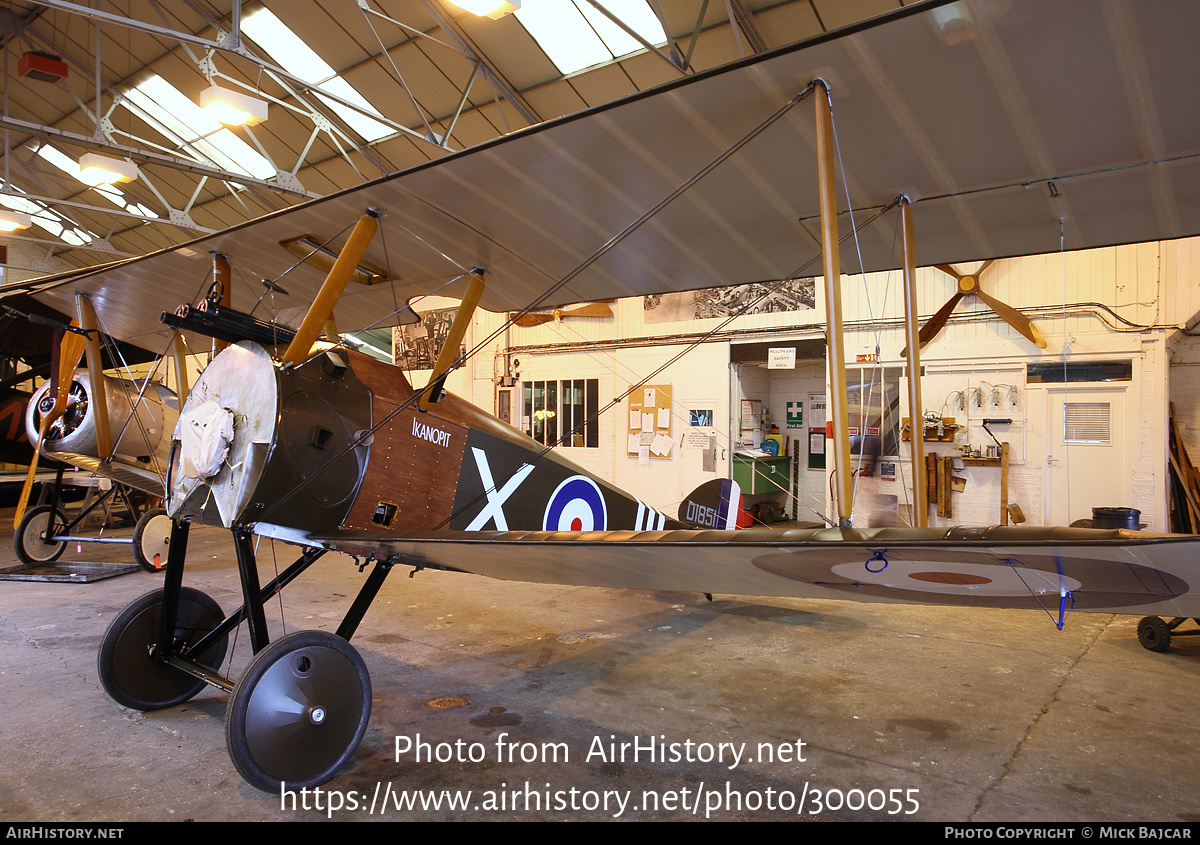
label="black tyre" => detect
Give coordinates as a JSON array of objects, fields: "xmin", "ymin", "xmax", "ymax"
[
  {"xmin": 132, "ymin": 509, "xmax": 172, "ymax": 573},
  {"xmin": 1137, "ymin": 615, "xmax": 1172, "ymax": 652},
  {"xmin": 225, "ymin": 630, "xmax": 371, "ymax": 792},
  {"xmin": 98, "ymin": 587, "xmax": 228, "ymax": 710},
  {"xmin": 14, "ymin": 505, "xmax": 68, "ymax": 564}
]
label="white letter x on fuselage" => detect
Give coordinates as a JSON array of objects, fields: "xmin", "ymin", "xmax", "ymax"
[{"xmin": 465, "ymin": 447, "xmax": 535, "ymax": 531}]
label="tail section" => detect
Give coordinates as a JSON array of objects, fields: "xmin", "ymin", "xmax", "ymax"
[{"xmin": 677, "ymin": 479, "xmax": 743, "ymax": 530}]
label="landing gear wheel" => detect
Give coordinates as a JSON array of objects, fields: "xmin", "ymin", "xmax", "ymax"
[
  {"xmin": 98, "ymin": 587, "xmax": 228, "ymax": 710},
  {"xmin": 1137, "ymin": 615, "xmax": 1172, "ymax": 652},
  {"xmin": 14, "ymin": 505, "xmax": 68, "ymax": 564},
  {"xmin": 225, "ymin": 630, "xmax": 371, "ymax": 792},
  {"xmin": 132, "ymin": 509, "xmax": 172, "ymax": 573}
]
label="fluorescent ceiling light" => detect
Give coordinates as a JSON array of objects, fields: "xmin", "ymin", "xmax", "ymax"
[
  {"xmin": 77, "ymin": 153, "xmax": 138, "ymax": 185},
  {"xmin": 0, "ymin": 210, "xmax": 32, "ymax": 232},
  {"xmin": 35, "ymin": 144, "xmax": 158, "ymax": 218},
  {"xmin": 448, "ymin": 0, "xmax": 520, "ymax": 19},
  {"xmin": 200, "ymin": 85, "xmax": 269, "ymax": 126}
]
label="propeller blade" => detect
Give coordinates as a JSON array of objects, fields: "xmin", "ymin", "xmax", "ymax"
[
  {"xmin": 901, "ymin": 290, "xmax": 964, "ymax": 356},
  {"xmin": 561, "ymin": 303, "xmax": 613, "ymax": 319},
  {"xmin": 510, "ymin": 302, "xmax": 613, "ymax": 327},
  {"xmin": 934, "ymin": 264, "xmax": 964, "ymax": 282},
  {"xmin": 510, "ymin": 311, "xmax": 555, "ymax": 327},
  {"xmin": 975, "ymin": 289, "xmax": 1047, "ymax": 348},
  {"xmin": 14, "ymin": 324, "xmax": 87, "ymax": 528}
]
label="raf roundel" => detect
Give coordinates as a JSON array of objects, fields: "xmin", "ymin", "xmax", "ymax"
[{"xmin": 543, "ymin": 476, "xmax": 608, "ymax": 532}]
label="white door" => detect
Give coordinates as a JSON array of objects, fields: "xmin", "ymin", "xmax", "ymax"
[{"xmin": 1045, "ymin": 386, "xmax": 1131, "ymax": 526}]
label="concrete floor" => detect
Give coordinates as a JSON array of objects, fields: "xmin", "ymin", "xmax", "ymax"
[{"xmin": 2, "ymin": 507, "xmax": 1199, "ymax": 823}]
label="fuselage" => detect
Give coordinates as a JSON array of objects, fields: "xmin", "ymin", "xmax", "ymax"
[{"xmin": 166, "ymin": 341, "xmax": 674, "ymax": 546}]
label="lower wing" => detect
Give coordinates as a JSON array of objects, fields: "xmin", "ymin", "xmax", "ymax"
[{"xmin": 305, "ymin": 524, "xmax": 1200, "ymax": 621}]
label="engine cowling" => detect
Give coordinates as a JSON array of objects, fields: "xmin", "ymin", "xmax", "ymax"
[
  {"xmin": 25, "ymin": 370, "xmax": 177, "ymax": 465},
  {"xmin": 167, "ymin": 342, "xmax": 372, "ymax": 532}
]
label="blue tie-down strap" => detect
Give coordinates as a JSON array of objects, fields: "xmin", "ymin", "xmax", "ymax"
[
  {"xmin": 1002, "ymin": 555, "xmax": 1075, "ymax": 631},
  {"xmin": 865, "ymin": 548, "xmax": 888, "ymax": 574}
]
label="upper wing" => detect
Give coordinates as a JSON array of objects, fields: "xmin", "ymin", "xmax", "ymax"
[{"xmin": 9, "ymin": 0, "xmax": 1200, "ymax": 350}]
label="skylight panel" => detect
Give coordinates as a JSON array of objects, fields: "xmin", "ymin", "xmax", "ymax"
[
  {"xmin": 516, "ymin": 1, "xmax": 611, "ymax": 73},
  {"xmin": 0, "ymin": 181, "xmax": 96, "ymax": 244},
  {"xmin": 578, "ymin": 0, "xmax": 665, "ymax": 56},
  {"xmin": 0, "ymin": 190, "xmax": 43, "ymax": 218},
  {"xmin": 123, "ymin": 75, "xmax": 274, "ymax": 181},
  {"xmin": 36, "ymin": 144, "xmax": 81, "ymax": 178},
  {"xmin": 241, "ymin": 7, "xmax": 392, "ymax": 143},
  {"xmin": 516, "ymin": 0, "xmax": 666, "ymax": 75}
]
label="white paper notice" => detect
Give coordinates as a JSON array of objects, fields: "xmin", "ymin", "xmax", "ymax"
[
  {"xmin": 627, "ymin": 434, "xmax": 641, "ymax": 454},
  {"xmin": 638, "ymin": 445, "xmax": 650, "ymax": 464},
  {"xmin": 657, "ymin": 408, "xmax": 670, "ymax": 429},
  {"xmin": 651, "ymin": 434, "xmax": 673, "ymax": 457},
  {"xmin": 643, "ymin": 388, "xmax": 656, "ymax": 406},
  {"xmin": 641, "ymin": 412, "xmax": 654, "ymax": 433},
  {"xmin": 630, "ymin": 409, "xmax": 641, "ymax": 429},
  {"xmin": 768, "ymin": 347, "xmax": 796, "ymax": 369}
]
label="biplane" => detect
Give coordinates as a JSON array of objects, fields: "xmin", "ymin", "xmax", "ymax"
[
  {"xmin": 1, "ymin": 295, "xmax": 172, "ymax": 572},
  {"xmin": 4, "ymin": 0, "xmax": 1200, "ymax": 792}
]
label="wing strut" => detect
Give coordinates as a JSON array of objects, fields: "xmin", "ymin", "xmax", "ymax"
[
  {"xmin": 900, "ymin": 198, "xmax": 927, "ymax": 526},
  {"xmin": 281, "ymin": 210, "xmax": 380, "ymax": 367},
  {"xmin": 171, "ymin": 334, "xmax": 189, "ymax": 407},
  {"xmin": 13, "ymin": 323, "xmax": 87, "ymax": 527},
  {"xmin": 419, "ymin": 268, "xmax": 485, "ymax": 411},
  {"xmin": 75, "ymin": 293, "xmax": 112, "ymax": 460},
  {"xmin": 211, "ymin": 252, "xmax": 232, "ymax": 352},
  {"xmin": 814, "ymin": 81, "xmax": 852, "ymax": 527}
]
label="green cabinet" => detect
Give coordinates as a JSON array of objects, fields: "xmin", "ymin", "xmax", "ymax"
[{"xmin": 732, "ymin": 455, "xmax": 790, "ymax": 495}]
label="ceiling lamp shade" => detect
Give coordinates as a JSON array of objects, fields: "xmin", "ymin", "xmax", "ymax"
[
  {"xmin": 447, "ymin": 0, "xmax": 520, "ymax": 19},
  {"xmin": 77, "ymin": 153, "xmax": 138, "ymax": 186},
  {"xmin": 0, "ymin": 210, "xmax": 33, "ymax": 232},
  {"xmin": 199, "ymin": 85, "xmax": 269, "ymax": 126}
]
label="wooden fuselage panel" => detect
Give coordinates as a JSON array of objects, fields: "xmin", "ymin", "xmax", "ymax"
[
  {"xmin": 341, "ymin": 353, "xmax": 469, "ymax": 532},
  {"xmin": 338, "ymin": 352, "xmax": 675, "ymax": 536}
]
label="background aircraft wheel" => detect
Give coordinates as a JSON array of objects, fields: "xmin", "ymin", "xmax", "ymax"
[
  {"xmin": 13, "ymin": 505, "xmax": 68, "ymax": 564},
  {"xmin": 98, "ymin": 587, "xmax": 228, "ymax": 710},
  {"xmin": 1137, "ymin": 615, "xmax": 1172, "ymax": 652},
  {"xmin": 225, "ymin": 630, "xmax": 371, "ymax": 792},
  {"xmin": 132, "ymin": 509, "xmax": 172, "ymax": 573}
]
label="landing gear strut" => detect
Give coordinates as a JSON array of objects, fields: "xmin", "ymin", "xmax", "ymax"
[{"xmin": 97, "ymin": 518, "xmax": 395, "ymax": 791}]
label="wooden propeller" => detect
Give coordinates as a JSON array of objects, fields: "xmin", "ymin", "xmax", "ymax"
[
  {"xmin": 14, "ymin": 322, "xmax": 88, "ymax": 527},
  {"xmin": 901, "ymin": 261, "xmax": 1045, "ymax": 356},
  {"xmin": 509, "ymin": 302, "xmax": 613, "ymax": 327}
]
